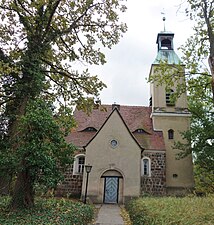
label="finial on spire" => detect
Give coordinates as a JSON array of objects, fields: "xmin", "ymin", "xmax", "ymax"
[{"xmin": 161, "ymin": 9, "xmax": 166, "ymax": 31}]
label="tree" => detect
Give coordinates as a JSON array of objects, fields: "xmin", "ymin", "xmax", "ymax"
[
  {"xmin": 171, "ymin": 0, "xmax": 214, "ymax": 174},
  {"xmin": 0, "ymin": 99, "xmax": 76, "ymax": 208},
  {"xmin": 184, "ymin": 0, "xmax": 214, "ymax": 102},
  {"xmin": 194, "ymin": 164, "xmax": 214, "ymax": 194},
  {"xmin": 174, "ymin": 75, "xmax": 214, "ymax": 176},
  {"xmin": 0, "ymin": 0, "xmax": 127, "ymax": 209}
]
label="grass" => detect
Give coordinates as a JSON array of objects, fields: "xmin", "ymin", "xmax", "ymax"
[
  {"xmin": 0, "ymin": 196, "xmax": 94, "ymax": 225},
  {"xmin": 126, "ymin": 195, "xmax": 214, "ymax": 225}
]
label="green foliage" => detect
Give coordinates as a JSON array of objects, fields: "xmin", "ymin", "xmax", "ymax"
[
  {"xmin": 0, "ymin": 0, "xmax": 127, "ymax": 110},
  {"xmin": 194, "ymin": 165, "xmax": 214, "ymax": 194},
  {"xmin": 0, "ymin": 196, "xmax": 94, "ymax": 225},
  {"xmin": 0, "ymin": 99, "xmax": 76, "ymax": 189},
  {"xmin": 126, "ymin": 196, "xmax": 214, "ymax": 225},
  {"xmin": 125, "ymin": 199, "xmax": 146, "ymax": 225},
  {"xmin": 173, "ymin": 75, "xmax": 214, "ymax": 177},
  {"xmin": 0, "ymin": 0, "xmax": 127, "ymax": 208}
]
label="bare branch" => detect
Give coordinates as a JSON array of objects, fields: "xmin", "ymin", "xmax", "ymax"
[
  {"xmin": 59, "ymin": 2, "xmax": 102, "ymax": 35},
  {"xmin": 16, "ymin": 0, "xmax": 32, "ymax": 16},
  {"xmin": 44, "ymin": 73, "xmax": 65, "ymax": 89},
  {"xmin": 42, "ymin": 59, "xmax": 94, "ymax": 94},
  {"xmin": 74, "ymin": 28, "xmax": 86, "ymax": 50},
  {"xmin": 43, "ymin": 0, "xmax": 62, "ymax": 40}
]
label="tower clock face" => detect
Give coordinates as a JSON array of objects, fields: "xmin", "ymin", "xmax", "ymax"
[{"xmin": 110, "ymin": 139, "xmax": 118, "ymax": 148}]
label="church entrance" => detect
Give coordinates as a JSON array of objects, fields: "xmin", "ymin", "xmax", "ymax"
[
  {"xmin": 101, "ymin": 169, "xmax": 123, "ymax": 204},
  {"xmin": 103, "ymin": 177, "xmax": 119, "ymax": 203}
]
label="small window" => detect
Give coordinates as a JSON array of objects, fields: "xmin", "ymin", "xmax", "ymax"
[
  {"xmin": 73, "ymin": 154, "xmax": 85, "ymax": 175},
  {"xmin": 168, "ymin": 129, "xmax": 174, "ymax": 139},
  {"xmin": 134, "ymin": 129, "xmax": 149, "ymax": 134},
  {"xmin": 173, "ymin": 174, "xmax": 178, "ymax": 178},
  {"xmin": 166, "ymin": 89, "xmax": 175, "ymax": 106},
  {"xmin": 149, "ymin": 97, "xmax": 152, "ymax": 106},
  {"xmin": 136, "ymin": 129, "xmax": 145, "ymax": 133},
  {"xmin": 83, "ymin": 127, "xmax": 97, "ymax": 132},
  {"xmin": 141, "ymin": 157, "xmax": 151, "ymax": 176}
]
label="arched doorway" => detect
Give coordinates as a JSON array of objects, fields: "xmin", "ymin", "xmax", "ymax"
[{"xmin": 101, "ymin": 170, "xmax": 123, "ymax": 204}]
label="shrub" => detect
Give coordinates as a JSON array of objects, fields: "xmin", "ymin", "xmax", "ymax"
[
  {"xmin": 126, "ymin": 195, "xmax": 214, "ymax": 225},
  {"xmin": 0, "ymin": 196, "xmax": 94, "ymax": 225}
]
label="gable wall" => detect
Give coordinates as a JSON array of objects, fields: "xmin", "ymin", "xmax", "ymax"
[{"xmin": 82, "ymin": 110, "xmax": 141, "ymax": 203}]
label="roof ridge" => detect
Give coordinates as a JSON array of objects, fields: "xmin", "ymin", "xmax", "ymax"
[{"xmin": 101, "ymin": 104, "xmax": 150, "ymax": 108}]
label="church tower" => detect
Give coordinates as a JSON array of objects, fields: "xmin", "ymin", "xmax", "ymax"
[{"xmin": 149, "ymin": 31, "xmax": 195, "ymax": 195}]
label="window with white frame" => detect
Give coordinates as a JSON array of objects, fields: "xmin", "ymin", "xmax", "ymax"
[
  {"xmin": 141, "ymin": 157, "xmax": 151, "ymax": 176},
  {"xmin": 73, "ymin": 154, "xmax": 85, "ymax": 175}
]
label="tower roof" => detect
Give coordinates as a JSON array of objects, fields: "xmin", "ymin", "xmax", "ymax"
[{"xmin": 153, "ymin": 49, "xmax": 181, "ymax": 65}]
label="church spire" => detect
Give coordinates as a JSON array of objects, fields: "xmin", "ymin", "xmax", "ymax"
[
  {"xmin": 153, "ymin": 29, "xmax": 181, "ymax": 65},
  {"xmin": 161, "ymin": 9, "xmax": 166, "ymax": 32}
]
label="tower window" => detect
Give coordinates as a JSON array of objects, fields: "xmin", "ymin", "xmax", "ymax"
[
  {"xmin": 161, "ymin": 39, "xmax": 172, "ymax": 50},
  {"xmin": 149, "ymin": 97, "xmax": 152, "ymax": 106},
  {"xmin": 166, "ymin": 89, "xmax": 175, "ymax": 106},
  {"xmin": 173, "ymin": 174, "xmax": 178, "ymax": 178},
  {"xmin": 168, "ymin": 129, "xmax": 174, "ymax": 140}
]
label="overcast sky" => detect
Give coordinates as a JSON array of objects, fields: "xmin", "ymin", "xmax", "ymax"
[{"xmin": 90, "ymin": 0, "xmax": 194, "ymax": 106}]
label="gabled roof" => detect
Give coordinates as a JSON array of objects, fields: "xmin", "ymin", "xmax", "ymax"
[
  {"xmin": 85, "ymin": 107, "xmax": 143, "ymax": 150},
  {"xmin": 66, "ymin": 105, "xmax": 165, "ymax": 151}
]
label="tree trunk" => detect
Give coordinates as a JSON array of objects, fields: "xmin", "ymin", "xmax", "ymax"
[
  {"xmin": 10, "ymin": 167, "xmax": 34, "ymax": 210},
  {"xmin": 208, "ymin": 56, "xmax": 214, "ymax": 103},
  {"xmin": 7, "ymin": 97, "xmax": 35, "ymax": 210},
  {"xmin": 0, "ymin": 175, "xmax": 11, "ymax": 195}
]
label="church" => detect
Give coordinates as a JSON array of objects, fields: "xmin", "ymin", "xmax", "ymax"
[{"xmin": 56, "ymin": 30, "xmax": 195, "ymax": 204}]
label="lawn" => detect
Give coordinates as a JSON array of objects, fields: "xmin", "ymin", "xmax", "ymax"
[
  {"xmin": 126, "ymin": 195, "xmax": 214, "ymax": 225},
  {"xmin": 0, "ymin": 196, "xmax": 94, "ymax": 225}
]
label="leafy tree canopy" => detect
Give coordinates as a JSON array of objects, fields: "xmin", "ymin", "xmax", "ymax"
[
  {"xmin": 0, "ymin": 0, "xmax": 127, "ymax": 111},
  {"xmin": 0, "ymin": 0, "xmax": 127, "ymax": 209},
  {"xmin": 0, "ymin": 99, "xmax": 75, "ymax": 186}
]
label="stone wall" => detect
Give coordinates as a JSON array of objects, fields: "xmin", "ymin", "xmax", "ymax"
[
  {"xmin": 56, "ymin": 151, "xmax": 166, "ymax": 198},
  {"xmin": 55, "ymin": 165, "xmax": 83, "ymax": 198},
  {"xmin": 141, "ymin": 151, "xmax": 166, "ymax": 195}
]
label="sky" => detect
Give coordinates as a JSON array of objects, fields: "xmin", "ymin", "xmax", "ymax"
[{"xmin": 90, "ymin": 0, "xmax": 194, "ymax": 106}]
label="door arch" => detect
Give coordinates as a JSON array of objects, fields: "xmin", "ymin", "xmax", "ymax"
[{"xmin": 101, "ymin": 170, "xmax": 123, "ymax": 204}]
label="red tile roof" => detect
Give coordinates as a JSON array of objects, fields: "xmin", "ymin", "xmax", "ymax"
[{"xmin": 66, "ymin": 105, "xmax": 165, "ymax": 151}]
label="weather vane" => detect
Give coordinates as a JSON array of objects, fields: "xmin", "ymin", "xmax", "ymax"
[{"xmin": 161, "ymin": 9, "xmax": 166, "ymax": 31}]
